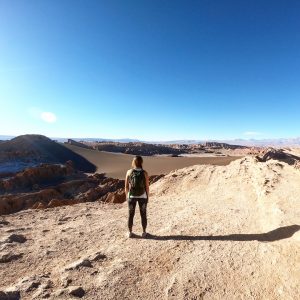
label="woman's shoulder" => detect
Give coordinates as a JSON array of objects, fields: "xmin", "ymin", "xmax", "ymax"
[{"xmin": 126, "ymin": 169, "xmax": 133, "ymax": 176}]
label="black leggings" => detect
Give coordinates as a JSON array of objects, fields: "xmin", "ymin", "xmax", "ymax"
[{"xmin": 128, "ymin": 197, "xmax": 148, "ymax": 232}]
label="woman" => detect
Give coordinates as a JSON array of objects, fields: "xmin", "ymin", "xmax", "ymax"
[{"xmin": 125, "ymin": 155, "xmax": 150, "ymax": 238}]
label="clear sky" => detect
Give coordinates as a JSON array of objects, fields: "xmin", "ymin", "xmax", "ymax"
[{"xmin": 0, "ymin": 0, "xmax": 299, "ymax": 141}]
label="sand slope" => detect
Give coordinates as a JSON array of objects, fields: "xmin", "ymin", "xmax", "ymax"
[
  {"xmin": 0, "ymin": 156, "xmax": 299, "ymax": 299},
  {"xmin": 64, "ymin": 144, "xmax": 241, "ymax": 178}
]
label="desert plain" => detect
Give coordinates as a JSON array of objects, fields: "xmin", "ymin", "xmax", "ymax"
[{"xmin": 0, "ymin": 140, "xmax": 299, "ymax": 299}]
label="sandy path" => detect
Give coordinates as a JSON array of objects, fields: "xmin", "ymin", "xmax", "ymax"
[
  {"xmin": 0, "ymin": 157, "xmax": 299, "ymax": 299},
  {"xmin": 64, "ymin": 144, "xmax": 241, "ymax": 179}
]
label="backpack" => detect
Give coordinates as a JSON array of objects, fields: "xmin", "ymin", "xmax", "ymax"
[{"xmin": 129, "ymin": 169, "xmax": 146, "ymax": 196}]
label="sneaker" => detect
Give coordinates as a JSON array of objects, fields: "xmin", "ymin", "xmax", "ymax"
[
  {"xmin": 142, "ymin": 232, "xmax": 148, "ymax": 238},
  {"xmin": 128, "ymin": 232, "xmax": 134, "ymax": 238}
]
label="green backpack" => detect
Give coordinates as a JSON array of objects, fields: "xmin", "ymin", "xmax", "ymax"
[{"xmin": 129, "ymin": 169, "xmax": 146, "ymax": 197}]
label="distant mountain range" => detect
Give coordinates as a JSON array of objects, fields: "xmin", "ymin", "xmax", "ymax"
[
  {"xmin": 0, "ymin": 136, "xmax": 141, "ymax": 143},
  {"xmin": 1, "ymin": 135, "xmax": 300, "ymax": 147},
  {"xmin": 219, "ymin": 138, "xmax": 300, "ymax": 147},
  {"xmin": 158, "ymin": 138, "xmax": 300, "ymax": 147},
  {"xmin": 0, "ymin": 135, "xmax": 15, "ymax": 141}
]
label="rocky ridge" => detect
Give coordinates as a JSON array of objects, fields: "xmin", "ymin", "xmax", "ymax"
[{"xmin": 66, "ymin": 140, "xmax": 250, "ymax": 156}]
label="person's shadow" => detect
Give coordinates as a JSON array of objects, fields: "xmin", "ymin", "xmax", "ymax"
[{"xmin": 136, "ymin": 225, "xmax": 300, "ymax": 242}]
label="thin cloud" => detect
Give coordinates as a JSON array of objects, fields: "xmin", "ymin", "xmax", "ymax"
[
  {"xmin": 41, "ymin": 112, "xmax": 57, "ymax": 123},
  {"xmin": 243, "ymin": 131, "xmax": 262, "ymax": 136}
]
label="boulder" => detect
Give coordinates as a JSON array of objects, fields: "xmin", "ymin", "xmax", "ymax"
[
  {"xmin": 6, "ymin": 234, "xmax": 27, "ymax": 244},
  {"xmin": 0, "ymin": 290, "xmax": 20, "ymax": 300},
  {"xmin": 68, "ymin": 286, "xmax": 85, "ymax": 298},
  {"xmin": 0, "ymin": 252, "xmax": 23, "ymax": 263}
]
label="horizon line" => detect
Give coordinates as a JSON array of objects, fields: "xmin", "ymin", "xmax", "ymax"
[{"xmin": 1, "ymin": 134, "xmax": 300, "ymax": 143}]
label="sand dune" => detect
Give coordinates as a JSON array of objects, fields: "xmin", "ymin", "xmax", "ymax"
[
  {"xmin": 64, "ymin": 144, "xmax": 241, "ymax": 178},
  {"xmin": 0, "ymin": 156, "xmax": 299, "ymax": 299}
]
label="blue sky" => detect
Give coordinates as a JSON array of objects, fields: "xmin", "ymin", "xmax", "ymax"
[{"xmin": 0, "ymin": 0, "xmax": 299, "ymax": 141}]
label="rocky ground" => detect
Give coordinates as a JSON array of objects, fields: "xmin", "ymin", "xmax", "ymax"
[{"xmin": 0, "ymin": 153, "xmax": 299, "ymax": 299}]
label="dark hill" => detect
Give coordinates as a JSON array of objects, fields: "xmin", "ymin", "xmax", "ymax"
[{"xmin": 0, "ymin": 134, "xmax": 96, "ymax": 173}]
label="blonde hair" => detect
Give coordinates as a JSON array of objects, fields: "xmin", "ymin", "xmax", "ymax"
[{"xmin": 131, "ymin": 155, "xmax": 143, "ymax": 169}]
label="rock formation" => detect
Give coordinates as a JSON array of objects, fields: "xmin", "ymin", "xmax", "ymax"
[
  {"xmin": 204, "ymin": 142, "xmax": 248, "ymax": 149},
  {"xmin": 94, "ymin": 142, "xmax": 186, "ymax": 156},
  {"xmin": 256, "ymin": 147, "xmax": 300, "ymax": 166},
  {"xmin": 0, "ymin": 162, "xmax": 164, "ymax": 215},
  {"xmin": 0, "ymin": 161, "xmax": 75, "ymax": 194}
]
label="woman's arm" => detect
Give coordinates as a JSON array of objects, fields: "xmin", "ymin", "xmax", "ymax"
[
  {"xmin": 125, "ymin": 171, "xmax": 130, "ymax": 199},
  {"xmin": 144, "ymin": 171, "xmax": 150, "ymax": 198}
]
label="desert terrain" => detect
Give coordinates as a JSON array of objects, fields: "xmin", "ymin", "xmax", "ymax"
[
  {"xmin": 66, "ymin": 139, "xmax": 248, "ymax": 157},
  {"xmin": 0, "ymin": 135, "xmax": 241, "ymax": 216},
  {"xmin": 0, "ymin": 135, "xmax": 244, "ymax": 179},
  {"xmin": 64, "ymin": 144, "xmax": 241, "ymax": 179},
  {"xmin": 1, "ymin": 153, "xmax": 299, "ymax": 299}
]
